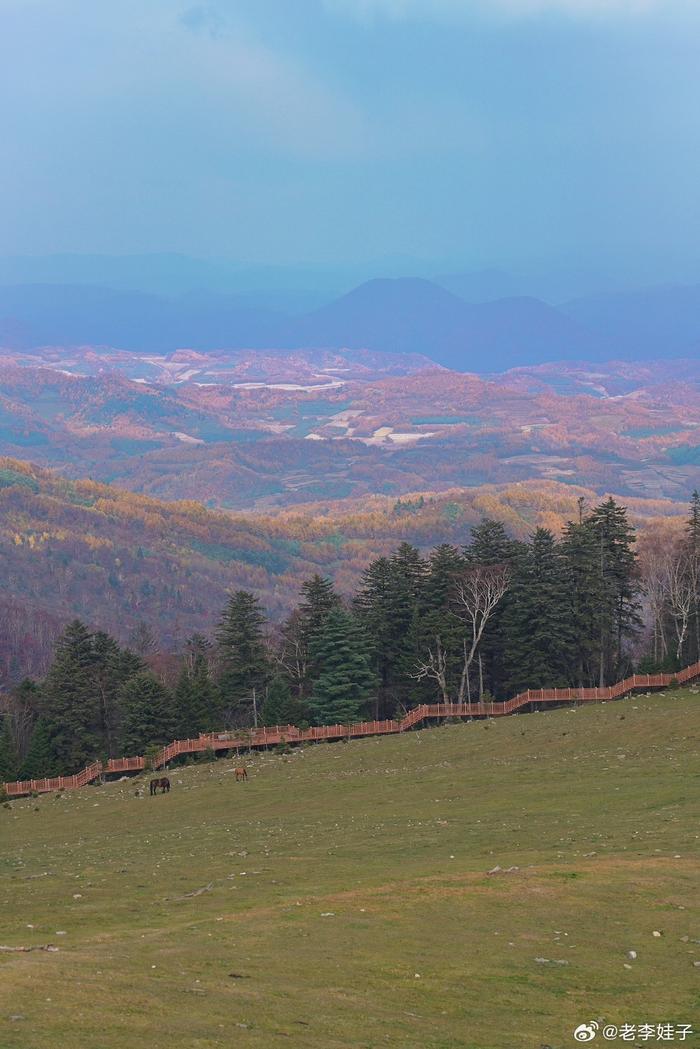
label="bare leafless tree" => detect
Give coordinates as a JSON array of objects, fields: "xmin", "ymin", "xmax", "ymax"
[
  {"xmin": 412, "ymin": 564, "xmax": 509, "ymax": 704},
  {"xmin": 640, "ymin": 541, "xmax": 672, "ymax": 663},
  {"xmin": 453, "ymin": 564, "xmax": 510, "ymax": 701},
  {"xmin": 667, "ymin": 552, "xmax": 696, "ymax": 662},
  {"xmin": 413, "ymin": 636, "xmax": 450, "ymax": 704},
  {"xmin": 273, "ymin": 610, "xmax": 309, "ymax": 698}
]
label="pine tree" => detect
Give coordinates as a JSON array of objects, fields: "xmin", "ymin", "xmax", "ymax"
[
  {"xmin": 217, "ymin": 591, "xmax": 270, "ymax": 725},
  {"xmin": 503, "ymin": 528, "xmax": 575, "ymax": 694},
  {"xmin": 42, "ymin": 620, "xmax": 101, "ymax": 774},
  {"xmin": 92, "ymin": 632, "xmax": 144, "ymax": 758},
  {"xmin": 0, "ymin": 717, "xmax": 18, "ymax": 782},
  {"xmin": 560, "ymin": 518, "xmax": 604, "ymax": 686},
  {"xmin": 19, "ymin": 718, "xmax": 56, "ymax": 779},
  {"xmin": 466, "ymin": 519, "xmax": 516, "ymax": 566},
  {"xmin": 261, "ymin": 676, "xmax": 307, "ymax": 727},
  {"xmin": 174, "ymin": 635, "xmax": 221, "ymax": 738},
  {"xmin": 298, "ymin": 575, "xmax": 341, "ymax": 688},
  {"xmin": 589, "ymin": 498, "xmax": 642, "ymax": 684},
  {"xmin": 119, "ymin": 672, "xmax": 174, "ymax": 754},
  {"xmin": 355, "ymin": 553, "xmax": 423, "ymax": 717},
  {"xmin": 309, "ymin": 608, "xmax": 376, "ymax": 726}
]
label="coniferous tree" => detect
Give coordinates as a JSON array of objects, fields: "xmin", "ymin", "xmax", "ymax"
[
  {"xmin": 589, "ymin": 498, "xmax": 642, "ymax": 684},
  {"xmin": 174, "ymin": 635, "xmax": 221, "ymax": 737},
  {"xmin": 355, "ymin": 551, "xmax": 423, "ymax": 717},
  {"xmin": 18, "ymin": 718, "xmax": 56, "ymax": 779},
  {"xmin": 42, "ymin": 620, "xmax": 101, "ymax": 773},
  {"xmin": 92, "ymin": 632, "xmax": 144, "ymax": 759},
  {"xmin": 217, "ymin": 591, "xmax": 270, "ymax": 725},
  {"xmin": 119, "ymin": 672, "xmax": 174, "ymax": 754},
  {"xmin": 560, "ymin": 517, "xmax": 603, "ymax": 686},
  {"xmin": 503, "ymin": 528, "xmax": 575, "ymax": 694},
  {"xmin": 0, "ymin": 717, "xmax": 18, "ymax": 782},
  {"xmin": 298, "ymin": 575, "xmax": 341, "ymax": 689},
  {"xmin": 261, "ymin": 675, "xmax": 307, "ymax": 727},
  {"xmin": 309, "ymin": 608, "xmax": 375, "ymax": 725}
]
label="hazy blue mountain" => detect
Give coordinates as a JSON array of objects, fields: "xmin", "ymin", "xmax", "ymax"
[
  {"xmin": 562, "ymin": 283, "xmax": 700, "ymax": 356},
  {"xmin": 0, "ymin": 284, "xmax": 287, "ymax": 352},
  {"xmin": 4, "ymin": 274, "xmax": 687, "ymax": 370},
  {"xmin": 434, "ymin": 269, "xmax": 523, "ymax": 303},
  {"xmin": 288, "ymin": 278, "xmax": 604, "ymax": 369}
]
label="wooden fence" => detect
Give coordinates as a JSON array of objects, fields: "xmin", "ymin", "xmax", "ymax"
[{"xmin": 4, "ymin": 661, "xmax": 699, "ymax": 798}]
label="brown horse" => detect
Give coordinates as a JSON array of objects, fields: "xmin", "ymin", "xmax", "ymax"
[
  {"xmin": 234, "ymin": 766, "xmax": 247, "ymax": 782},
  {"xmin": 150, "ymin": 776, "xmax": 170, "ymax": 795}
]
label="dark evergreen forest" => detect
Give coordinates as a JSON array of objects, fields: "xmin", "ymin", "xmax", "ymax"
[{"xmin": 2, "ymin": 495, "xmax": 699, "ymax": 780}]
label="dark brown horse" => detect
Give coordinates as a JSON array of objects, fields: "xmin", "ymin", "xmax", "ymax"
[
  {"xmin": 234, "ymin": 766, "xmax": 247, "ymax": 782},
  {"xmin": 150, "ymin": 776, "xmax": 170, "ymax": 795}
]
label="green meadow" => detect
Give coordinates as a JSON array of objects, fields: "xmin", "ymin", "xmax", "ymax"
[{"xmin": 1, "ymin": 694, "xmax": 699, "ymax": 1049}]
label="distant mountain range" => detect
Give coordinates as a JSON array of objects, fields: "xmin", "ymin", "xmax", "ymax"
[{"xmin": 2, "ymin": 273, "xmax": 700, "ymax": 371}]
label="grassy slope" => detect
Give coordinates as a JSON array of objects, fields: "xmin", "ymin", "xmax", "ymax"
[{"xmin": 1, "ymin": 694, "xmax": 698, "ymax": 1049}]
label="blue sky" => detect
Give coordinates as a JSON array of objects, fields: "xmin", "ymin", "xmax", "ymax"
[{"xmin": 1, "ymin": 0, "xmax": 699, "ymax": 276}]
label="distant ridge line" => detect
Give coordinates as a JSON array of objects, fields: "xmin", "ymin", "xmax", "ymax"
[{"xmin": 4, "ymin": 662, "xmax": 699, "ymax": 797}]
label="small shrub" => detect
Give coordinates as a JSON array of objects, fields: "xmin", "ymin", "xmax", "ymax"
[{"xmin": 669, "ymin": 676, "xmax": 680, "ymax": 690}]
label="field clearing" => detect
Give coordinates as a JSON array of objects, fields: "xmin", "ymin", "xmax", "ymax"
[{"xmin": 1, "ymin": 694, "xmax": 699, "ymax": 1049}]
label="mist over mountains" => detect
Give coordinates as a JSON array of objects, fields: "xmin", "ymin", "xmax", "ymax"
[{"xmin": 1, "ymin": 255, "xmax": 700, "ymax": 371}]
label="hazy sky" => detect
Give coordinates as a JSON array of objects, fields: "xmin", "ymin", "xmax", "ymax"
[{"xmin": 2, "ymin": 0, "xmax": 699, "ymax": 272}]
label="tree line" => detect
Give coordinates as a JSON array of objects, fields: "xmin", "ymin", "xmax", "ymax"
[{"xmin": 2, "ymin": 494, "xmax": 699, "ymax": 781}]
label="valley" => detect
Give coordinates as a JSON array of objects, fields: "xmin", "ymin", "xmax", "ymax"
[
  {"xmin": 0, "ymin": 350, "xmax": 698, "ymax": 509},
  {"xmin": 0, "ymin": 455, "xmax": 688, "ymax": 684}
]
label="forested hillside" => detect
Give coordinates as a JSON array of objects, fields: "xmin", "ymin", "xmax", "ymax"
[
  {"xmin": 0, "ymin": 457, "xmax": 689, "ymax": 680},
  {"xmin": 2, "ymin": 489, "xmax": 699, "ymax": 782}
]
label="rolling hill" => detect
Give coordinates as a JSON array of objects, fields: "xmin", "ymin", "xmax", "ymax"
[
  {"xmin": 0, "ymin": 456, "xmax": 687, "ymax": 683},
  {"xmin": 0, "ymin": 354, "xmax": 699, "ymax": 507}
]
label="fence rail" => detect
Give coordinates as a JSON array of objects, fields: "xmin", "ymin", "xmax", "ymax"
[{"xmin": 5, "ymin": 661, "xmax": 699, "ymax": 797}]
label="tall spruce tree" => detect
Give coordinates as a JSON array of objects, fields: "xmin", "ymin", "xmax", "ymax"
[
  {"xmin": 560, "ymin": 517, "xmax": 604, "ymax": 687},
  {"xmin": 589, "ymin": 498, "xmax": 642, "ymax": 684},
  {"xmin": 217, "ymin": 591, "xmax": 270, "ymax": 725},
  {"xmin": 18, "ymin": 718, "xmax": 56, "ymax": 779},
  {"xmin": 309, "ymin": 608, "xmax": 376, "ymax": 725},
  {"xmin": 174, "ymin": 635, "xmax": 221, "ymax": 737},
  {"xmin": 119, "ymin": 672, "xmax": 174, "ymax": 754},
  {"xmin": 355, "ymin": 549, "xmax": 424, "ymax": 717},
  {"xmin": 0, "ymin": 717, "xmax": 18, "ymax": 782},
  {"xmin": 42, "ymin": 620, "xmax": 101, "ymax": 773},
  {"xmin": 502, "ymin": 528, "xmax": 575, "ymax": 694},
  {"xmin": 92, "ymin": 632, "xmax": 144, "ymax": 758},
  {"xmin": 261, "ymin": 675, "xmax": 307, "ymax": 727},
  {"xmin": 298, "ymin": 575, "xmax": 341, "ymax": 689}
]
